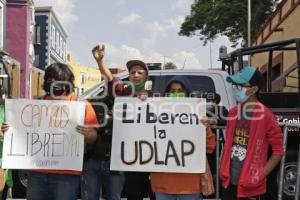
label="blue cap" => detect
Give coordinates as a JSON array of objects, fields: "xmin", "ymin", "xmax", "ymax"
[{"xmin": 226, "ymin": 66, "xmax": 262, "ymax": 86}]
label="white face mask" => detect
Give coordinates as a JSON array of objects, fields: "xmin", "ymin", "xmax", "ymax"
[{"xmin": 233, "ymin": 87, "xmax": 249, "ymax": 103}]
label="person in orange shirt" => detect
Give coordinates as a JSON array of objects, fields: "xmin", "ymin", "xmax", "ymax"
[
  {"xmin": 150, "ymin": 76, "xmax": 215, "ymax": 200},
  {"xmin": 1, "ymin": 63, "xmax": 99, "ymax": 200}
]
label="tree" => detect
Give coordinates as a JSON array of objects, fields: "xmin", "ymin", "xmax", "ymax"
[
  {"xmin": 163, "ymin": 62, "xmax": 177, "ymax": 70},
  {"xmin": 179, "ymin": 0, "xmax": 279, "ymax": 46}
]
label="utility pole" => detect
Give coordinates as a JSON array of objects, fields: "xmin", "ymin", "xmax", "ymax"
[
  {"xmin": 248, "ymin": 0, "xmax": 251, "ymax": 65},
  {"xmin": 182, "ymin": 57, "xmax": 187, "ymax": 69},
  {"xmin": 209, "ymin": 40, "xmax": 213, "ymax": 69},
  {"xmin": 161, "ymin": 56, "xmax": 170, "ymax": 69}
]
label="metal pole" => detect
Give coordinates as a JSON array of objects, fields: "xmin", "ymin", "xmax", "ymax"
[
  {"xmin": 295, "ymin": 39, "xmax": 300, "ymax": 107},
  {"xmin": 295, "ymin": 143, "xmax": 300, "ymax": 200},
  {"xmin": 267, "ymin": 50, "xmax": 273, "ymax": 92},
  {"xmin": 278, "ymin": 126, "xmax": 288, "ymax": 200},
  {"xmin": 210, "ymin": 40, "xmax": 213, "ymax": 69},
  {"xmin": 238, "ymin": 50, "xmax": 243, "ymax": 70},
  {"xmin": 248, "ymin": 0, "xmax": 251, "ymax": 65},
  {"xmin": 221, "ymin": 62, "xmax": 226, "ymax": 71},
  {"xmin": 216, "ymin": 129, "xmax": 220, "ymax": 200},
  {"xmin": 161, "ymin": 56, "xmax": 170, "ymax": 69},
  {"xmin": 183, "ymin": 57, "xmax": 187, "ymax": 69}
]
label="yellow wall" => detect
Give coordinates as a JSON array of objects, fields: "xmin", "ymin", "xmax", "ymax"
[
  {"xmin": 251, "ymin": 0, "xmax": 300, "ymax": 92},
  {"xmin": 67, "ymin": 53, "xmax": 101, "ymax": 95}
]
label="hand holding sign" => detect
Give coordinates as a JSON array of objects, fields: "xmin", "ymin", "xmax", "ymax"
[
  {"xmin": 76, "ymin": 125, "xmax": 97, "ymax": 144},
  {"xmin": 0, "ymin": 122, "xmax": 9, "ymax": 138},
  {"xmin": 1, "ymin": 122, "xmax": 9, "ymax": 133}
]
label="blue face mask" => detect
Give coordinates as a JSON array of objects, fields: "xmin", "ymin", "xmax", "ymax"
[{"xmin": 233, "ymin": 87, "xmax": 249, "ymax": 103}]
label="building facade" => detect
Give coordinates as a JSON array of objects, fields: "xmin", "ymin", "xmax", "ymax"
[
  {"xmin": 0, "ymin": 0, "xmax": 7, "ymax": 51},
  {"xmin": 0, "ymin": 0, "xmax": 21, "ymax": 98},
  {"xmin": 67, "ymin": 53, "xmax": 101, "ymax": 96},
  {"xmin": 0, "ymin": 0, "xmax": 8, "ymax": 89},
  {"xmin": 6, "ymin": 0, "xmax": 35, "ymax": 98},
  {"xmin": 251, "ymin": 0, "xmax": 300, "ymax": 92},
  {"xmin": 34, "ymin": 6, "xmax": 67, "ymax": 70}
]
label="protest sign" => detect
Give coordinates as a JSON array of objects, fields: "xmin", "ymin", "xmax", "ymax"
[
  {"xmin": 110, "ymin": 97, "xmax": 206, "ymax": 173},
  {"xmin": 2, "ymin": 99, "xmax": 85, "ymax": 171}
]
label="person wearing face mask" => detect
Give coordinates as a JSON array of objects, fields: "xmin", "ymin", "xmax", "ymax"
[
  {"xmin": 205, "ymin": 93, "xmax": 228, "ymax": 127},
  {"xmin": 150, "ymin": 76, "xmax": 216, "ymax": 200},
  {"xmin": 219, "ymin": 66, "xmax": 283, "ymax": 200},
  {"xmin": 1, "ymin": 63, "xmax": 99, "ymax": 200},
  {"xmin": 92, "ymin": 44, "xmax": 154, "ymax": 200},
  {"xmin": 200, "ymin": 92, "xmax": 228, "ymax": 192}
]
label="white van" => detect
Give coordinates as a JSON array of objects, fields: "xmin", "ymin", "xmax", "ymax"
[{"xmin": 81, "ymin": 69, "xmax": 236, "ymax": 110}]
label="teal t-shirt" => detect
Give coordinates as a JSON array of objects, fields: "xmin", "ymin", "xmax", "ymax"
[
  {"xmin": 0, "ymin": 105, "xmax": 4, "ymax": 125},
  {"xmin": 0, "ymin": 104, "xmax": 5, "ymax": 161},
  {"xmin": 0, "ymin": 104, "xmax": 13, "ymax": 187}
]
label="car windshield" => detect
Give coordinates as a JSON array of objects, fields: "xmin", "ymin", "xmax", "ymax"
[{"xmin": 150, "ymin": 75, "xmax": 216, "ymax": 95}]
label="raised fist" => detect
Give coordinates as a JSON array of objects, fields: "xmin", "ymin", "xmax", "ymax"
[{"xmin": 92, "ymin": 44, "xmax": 105, "ymax": 63}]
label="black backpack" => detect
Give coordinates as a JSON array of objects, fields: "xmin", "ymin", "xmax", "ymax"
[{"xmin": 84, "ymin": 96, "xmax": 114, "ymax": 161}]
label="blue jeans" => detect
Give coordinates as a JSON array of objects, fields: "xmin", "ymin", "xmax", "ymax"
[
  {"xmin": 81, "ymin": 159, "xmax": 125, "ymax": 200},
  {"xmin": 155, "ymin": 192, "xmax": 202, "ymax": 200},
  {"xmin": 27, "ymin": 172, "xmax": 80, "ymax": 200}
]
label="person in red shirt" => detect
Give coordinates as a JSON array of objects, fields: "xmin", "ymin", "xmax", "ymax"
[
  {"xmin": 1, "ymin": 63, "xmax": 99, "ymax": 200},
  {"xmin": 219, "ymin": 66, "xmax": 284, "ymax": 200},
  {"xmin": 92, "ymin": 44, "xmax": 154, "ymax": 200}
]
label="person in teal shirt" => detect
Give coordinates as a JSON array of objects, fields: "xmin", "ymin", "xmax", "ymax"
[{"xmin": 0, "ymin": 85, "xmax": 13, "ymax": 199}]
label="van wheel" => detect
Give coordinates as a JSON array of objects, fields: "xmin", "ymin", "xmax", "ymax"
[
  {"xmin": 267, "ymin": 152, "xmax": 299, "ymax": 200},
  {"xmin": 11, "ymin": 170, "xmax": 28, "ymax": 198}
]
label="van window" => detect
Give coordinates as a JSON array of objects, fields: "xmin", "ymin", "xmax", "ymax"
[{"xmin": 150, "ymin": 75, "xmax": 216, "ymax": 95}]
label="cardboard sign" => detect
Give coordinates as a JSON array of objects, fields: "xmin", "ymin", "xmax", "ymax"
[
  {"xmin": 2, "ymin": 99, "xmax": 85, "ymax": 171},
  {"xmin": 111, "ymin": 97, "xmax": 206, "ymax": 173}
]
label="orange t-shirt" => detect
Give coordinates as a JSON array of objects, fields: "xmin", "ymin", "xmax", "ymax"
[
  {"xmin": 33, "ymin": 94, "xmax": 99, "ymax": 175},
  {"xmin": 150, "ymin": 128, "xmax": 216, "ymax": 194}
]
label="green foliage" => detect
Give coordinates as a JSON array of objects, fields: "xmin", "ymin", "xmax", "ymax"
[
  {"xmin": 163, "ymin": 62, "xmax": 178, "ymax": 70},
  {"xmin": 179, "ymin": 0, "xmax": 278, "ymax": 46}
]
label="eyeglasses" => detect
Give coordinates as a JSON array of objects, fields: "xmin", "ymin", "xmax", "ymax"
[{"xmin": 232, "ymin": 84, "xmax": 251, "ymax": 91}]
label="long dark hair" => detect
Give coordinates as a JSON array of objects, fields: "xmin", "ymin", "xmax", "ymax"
[{"xmin": 43, "ymin": 63, "xmax": 75, "ymax": 95}]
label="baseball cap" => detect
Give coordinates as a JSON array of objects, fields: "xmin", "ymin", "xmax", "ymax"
[
  {"xmin": 126, "ymin": 60, "xmax": 148, "ymax": 75},
  {"xmin": 226, "ymin": 66, "xmax": 264, "ymax": 87}
]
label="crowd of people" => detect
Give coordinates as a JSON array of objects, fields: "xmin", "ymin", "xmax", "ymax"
[{"xmin": 0, "ymin": 43, "xmax": 284, "ymax": 200}]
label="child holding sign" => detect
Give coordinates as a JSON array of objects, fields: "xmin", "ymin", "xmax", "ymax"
[
  {"xmin": 150, "ymin": 76, "xmax": 215, "ymax": 200},
  {"xmin": 1, "ymin": 63, "xmax": 99, "ymax": 200}
]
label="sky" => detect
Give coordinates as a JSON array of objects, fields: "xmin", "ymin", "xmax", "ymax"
[{"xmin": 33, "ymin": 0, "xmax": 236, "ymax": 70}]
